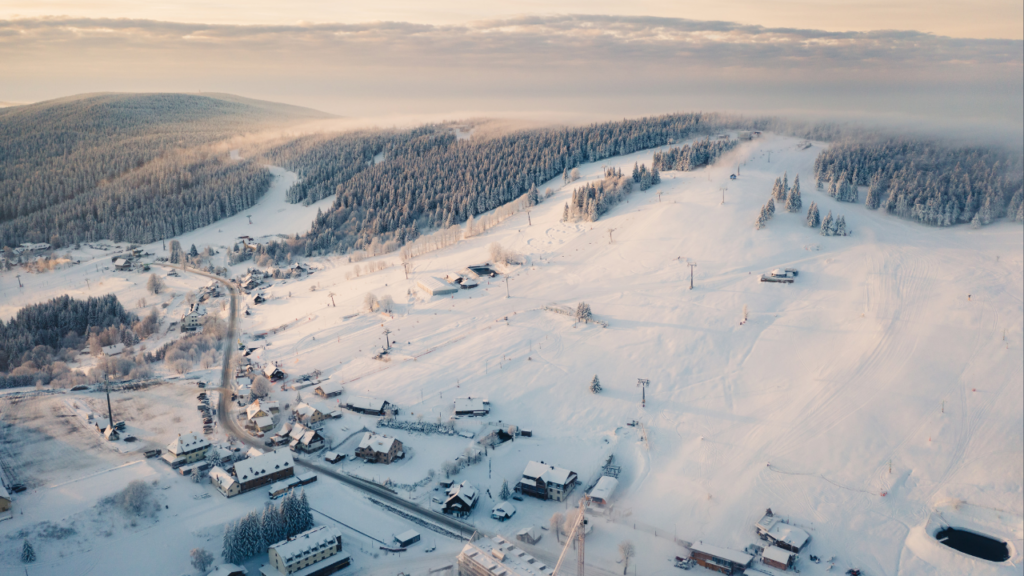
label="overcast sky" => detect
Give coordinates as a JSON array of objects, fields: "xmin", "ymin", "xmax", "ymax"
[{"xmin": 1, "ymin": 2, "xmax": 1021, "ymax": 134}]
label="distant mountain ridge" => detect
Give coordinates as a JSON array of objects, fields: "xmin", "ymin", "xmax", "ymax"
[{"xmin": 0, "ymin": 93, "xmax": 332, "ymax": 247}]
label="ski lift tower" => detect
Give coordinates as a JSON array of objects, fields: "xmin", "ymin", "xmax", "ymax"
[{"xmin": 638, "ymin": 378, "xmax": 650, "ymax": 407}]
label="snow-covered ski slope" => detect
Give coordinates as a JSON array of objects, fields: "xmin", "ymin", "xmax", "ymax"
[
  {"xmin": 0, "ymin": 133, "xmax": 1020, "ymax": 575},
  {"xmin": 227, "ymin": 134, "xmax": 1021, "ymax": 575}
]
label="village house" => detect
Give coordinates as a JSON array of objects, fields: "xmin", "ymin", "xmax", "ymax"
[
  {"xmin": 162, "ymin": 432, "xmax": 212, "ymax": 466},
  {"xmin": 344, "ymin": 396, "xmax": 395, "ymax": 416},
  {"xmin": 355, "ymin": 432, "xmax": 403, "ymax": 464},
  {"xmin": 458, "ymin": 535, "xmax": 550, "ymax": 576},
  {"xmin": 234, "ymin": 449, "xmax": 295, "ymax": 494},
  {"xmin": 515, "ymin": 527, "xmax": 542, "ymax": 545},
  {"xmin": 113, "ymin": 258, "xmax": 132, "ymax": 271},
  {"xmin": 454, "ymin": 396, "xmax": 490, "ymax": 416},
  {"xmin": 762, "ymin": 546, "xmax": 795, "ymax": 571},
  {"xmin": 394, "ymin": 530, "xmax": 420, "ymax": 548},
  {"xmin": 287, "ymin": 423, "xmax": 325, "ymax": 453},
  {"xmin": 208, "ymin": 565, "xmax": 247, "ymax": 576},
  {"xmin": 264, "ymin": 364, "xmax": 286, "ymax": 381},
  {"xmin": 516, "ymin": 461, "xmax": 578, "ymax": 502},
  {"xmin": 491, "ymin": 501, "xmax": 516, "ymax": 521},
  {"xmin": 755, "ymin": 510, "xmax": 810, "ymax": 552},
  {"xmin": 262, "ymin": 526, "xmax": 349, "ymax": 576},
  {"xmin": 249, "ymin": 416, "xmax": 275, "ymax": 433},
  {"xmin": 313, "ymin": 381, "xmax": 345, "ymax": 399},
  {"xmin": 0, "ymin": 484, "xmax": 10, "ymax": 513},
  {"xmin": 210, "ymin": 466, "xmax": 240, "ymax": 497},
  {"xmin": 292, "ymin": 403, "xmax": 328, "ymax": 429},
  {"xmin": 443, "ymin": 480, "xmax": 479, "ymax": 517},
  {"xmin": 181, "ymin": 303, "xmax": 206, "ymax": 332},
  {"xmin": 689, "ymin": 542, "xmax": 752, "ymax": 575}
]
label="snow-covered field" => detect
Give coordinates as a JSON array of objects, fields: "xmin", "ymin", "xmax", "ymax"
[{"xmin": 0, "ymin": 134, "xmax": 1021, "ymax": 576}]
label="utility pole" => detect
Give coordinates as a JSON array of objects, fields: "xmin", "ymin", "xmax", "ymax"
[
  {"xmin": 527, "ymin": 211, "xmax": 532, "ymax": 226},
  {"xmin": 402, "ymin": 262, "xmax": 410, "ymax": 280},
  {"xmin": 504, "ymin": 276, "xmax": 510, "ymax": 298},
  {"xmin": 608, "ymin": 228, "xmax": 616, "ymax": 244},
  {"xmin": 16, "ymin": 274, "xmax": 23, "ymax": 288},
  {"xmin": 382, "ymin": 327, "xmax": 392, "ymax": 350},
  {"xmin": 638, "ymin": 378, "xmax": 650, "ymax": 408},
  {"xmin": 687, "ymin": 262, "xmax": 697, "ymax": 290},
  {"xmin": 721, "ymin": 186, "xmax": 726, "ymax": 204},
  {"xmin": 105, "ymin": 379, "xmax": 115, "ymax": 431},
  {"xmin": 328, "ymin": 292, "xmax": 336, "ymax": 307}
]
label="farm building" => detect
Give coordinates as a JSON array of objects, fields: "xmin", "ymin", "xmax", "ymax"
[
  {"xmin": 292, "ymin": 403, "xmax": 328, "ymax": 428},
  {"xmin": 417, "ymin": 276, "xmax": 459, "ymax": 296},
  {"xmin": 515, "ymin": 526, "xmax": 541, "ymax": 545},
  {"xmin": 210, "ymin": 466, "xmax": 240, "ymax": 497},
  {"xmin": 180, "ymin": 303, "xmax": 206, "ymax": 332},
  {"xmin": 443, "ymin": 481, "xmax": 479, "ymax": 517},
  {"xmin": 516, "ymin": 461, "xmax": 578, "ymax": 502},
  {"xmin": 262, "ymin": 526, "xmax": 349, "ymax": 576},
  {"xmin": 355, "ymin": 432, "xmax": 404, "ymax": 464},
  {"xmin": 114, "ymin": 258, "xmax": 131, "ymax": 271},
  {"xmin": 314, "ymin": 381, "xmax": 345, "ymax": 398},
  {"xmin": 234, "ymin": 449, "xmax": 295, "ymax": 494},
  {"xmin": 756, "ymin": 510, "xmax": 810, "ymax": 552},
  {"xmin": 394, "ymin": 530, "xmax": 420, "ymax": 548},
  {"xmin": 454, "ymin": 396, "xmax": 490, "ymax": 416},
  {"xmin": 491, "ymin": 501, "xmax": 516, "ymax": 521},
  {"xmin": 588, "ymin": 476, "xmax": 618, "ymax": 506},
  {"xmin": 689, "ymin": 541, "xmax": 752, "ymax": 575},
  {"xmin": 344, "ymin": 396, "xmax": 394, "ymax": 416},
  {"xmin": 162, "ymin": 432, "xmax": 212, "ymax": 466},
  {"xmin": 458, "ymin": 535, "xmax": 551, "ymax": 576},
  {"xmin": 762, "ymin": 546, "xmax": 795, "ymax": 570}
]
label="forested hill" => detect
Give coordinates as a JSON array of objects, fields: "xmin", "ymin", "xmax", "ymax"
[{"xmin": 0, "ymin": 93, "xmax": 330, "ymax": 247}]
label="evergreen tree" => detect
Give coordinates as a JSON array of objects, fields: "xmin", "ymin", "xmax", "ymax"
[
  {"xmin": 21, "ymin": 540, "xmax": 35, "ymax": 563},
  {"xmin": 527, "ymin": 184, "xmax": 539, "ymax": 206},
  {"xmin": 821, "ymin": 210, "xmax": 834, "ymax": 236},
  {"xmin": 222, "ymin": 522, "xmax": 239, "ymax": 563},
  {"xmin": 651, "ymin": 166, "xmax": 661, "ymax": 185},
  {"xmin": 189, "ymin": 244, "xmax": 199, "ymax": 258},
  {"xmin": 783, "ymin": 172, "xmax": 789, "ymax": 195},
  {"xmin": 807, "ymin": 202, "xmax": 820, "ymax": 228},
  {"xmin": 499, "ymin": 479, "xmax": 511, "ymax": 500},
  {"xmin": 785, "ymin": 175, "xmax": 802, "ymax": 212},
  {"xmin": 169, "ymin": 240, "xmax": 182, "ymax": 264},
  {"xmin": 590, "ymin": 375, "xmax": 602, "ymax": 394},
  {"xmin": 632, "ymin": 162, "xmax": 640, "ymax": 183},
  {"xmin": 836, "ymin": 215, "xmax": 847, "ymax": 236},
  {"xmin": 299, "ymin": 490, "xmax": 313, "ymax": 533},
  {"xmin": 865, "ymin": 176, "xmax": 883, "ymax": 209},
  {"xmin": 767, "ymin": 197, "xmax": 776, "ymax": 216}
]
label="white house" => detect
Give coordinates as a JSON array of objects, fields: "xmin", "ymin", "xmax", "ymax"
[
  {"xmin": 210, "ymin": 466, "xmax": 240, "ymax": 497},
  {"xmin": 755, "ymin": 511, "xmax": 810, "ymax": 552},
  {"xmin": 181, "ymin": 303, "xmax": 206, "ymax": 332},
  {"xmin": 292, "ymin": 403, "xmax": 328, "ymax": 429},
  {"xmin": 163, "ymin": 432, "xmax": 212, "ymax": 466},
  {"xmin": 287, "ymin": 423, "xmax": 325, "ymax": 453},
  {"xmin": 313, "ymin": 381, "xmax": 345, "ymax": 398},
  {"xmin": 491, "ymin": 501, "xmax": 516, "ymax": 521},
  {"xmin": 262, "ymin": 526, "xmax": 349, "ymax": 576}
]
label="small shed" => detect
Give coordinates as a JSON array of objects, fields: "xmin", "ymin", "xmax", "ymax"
[
  {"xmin": 516, "ymin": 526, "xmax": 542, "ymax": 545},
  {"xmin": 762, "ymin": 546, "xmax": 794, "ymax": 571},
  {"xmin": 324, "ymin": 451, "xmax": 344, "ymax": 463},
  {"xmin": 395, "ymin": 530, "xmax": 421, "ymax": 548},
  {"xmin": 296, "ymin": 472, "xmax": 318, "ymax": 486},
  {"xmin": 588, "ymin": 476, "xmax": 618, "ymax": 506}
]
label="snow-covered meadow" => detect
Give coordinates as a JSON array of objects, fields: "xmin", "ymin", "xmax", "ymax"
[{"xmin": 0, "ymin": 133, "xmax": 1020, "ymax": 576}]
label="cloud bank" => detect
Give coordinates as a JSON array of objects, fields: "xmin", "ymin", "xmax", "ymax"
[{"xmin": 1, "ymin": 15, "xmax": 1021, "ymax": 131}]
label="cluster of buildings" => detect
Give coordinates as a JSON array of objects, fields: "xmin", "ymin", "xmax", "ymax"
[
  {"xmin": 260, "ymin": 526, "xmax": 349, "ymax": 576},
  {"xmin": 210, "ymin": 449, "xmax": 296, "ymax": 498},
  {"xmin": 458, "ymin": 535, "xmax": 552, "ymax": 576},
  {"xmin": 687, "ymin": 509, "xmax": 811, "ymax": 573}
]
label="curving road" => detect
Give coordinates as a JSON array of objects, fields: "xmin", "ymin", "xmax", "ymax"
[{"xmin": 154, "ymin": 263, "xmax": 478, "ymax": 539}]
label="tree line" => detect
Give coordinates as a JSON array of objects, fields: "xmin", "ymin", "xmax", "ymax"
[{"xmin": 221, "ymin": 489, "xmax": 313, "ymax": 564}]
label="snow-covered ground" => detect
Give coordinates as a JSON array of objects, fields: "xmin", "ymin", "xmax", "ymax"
[{"xmin": 0, "ymin": 134, "xmax": 1021, "ymax": 576}]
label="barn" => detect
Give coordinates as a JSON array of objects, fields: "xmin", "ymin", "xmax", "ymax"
[{"xmin": 417, "ymin": 277, "xmax": 459, "ymax": 296}]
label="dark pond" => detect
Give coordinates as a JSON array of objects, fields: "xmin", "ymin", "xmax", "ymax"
[{"xmin": 935, "ymin": 527, "xmax": 1009, "ymax": 562}]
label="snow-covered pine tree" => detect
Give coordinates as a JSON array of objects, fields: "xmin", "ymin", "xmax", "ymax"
[
  {"xmin": 836, "ymin": 215, "xmax": 847, "ymax": 236},
  {"xmin": 299, "ymin": 490, "xmax": 313, "ymax": 532},
  {"xmin": 821, "ymin": 211, "xmax": 834, "ymax": 236},
  {"xmin": 21, "ymin": 540, "xmax": 35, "ymax": 563},
  {"xmin": 499, "ymin": 479, "xmax": 511, "ymax": 500},
  {"xmin": 785, "ymin": 175, "xmax": 802, "ymax": 212},
  {"xmin": 222, "ymin": 522, "xmax": 239, "ymax": 563},
  {"xmin": 771, "ymin": 177, "xmax": 782, "ymax": 200},
  {"xmin": 590, "ymin": 375, "xmax": 602, "ymax": 394},
  {"xmin": 767, "ymin": 197, "xmax": 776, "ymax": 216},
  {"xmin": 828, "ymin": 174, "xmax": 839, "ymax": 198},
  {"xmin": 632, "ymin": 162, "xmax": 640, "ymax": 183},
  {"xmin": 562, "ymin": 203, "xmax": 569, "ymax": 222},
  {"xmin": 830, "ymin": 213, "xmax": 839, "ymax": 235},
  {"xmin": 865, "ymin": 175, "xmax": 883, "ymax": 209},
  {"xmin": 651, "ymin": 166, "xmax": 661, "ymax": 185},
  {"xmin": 807, "ymin": 202, "xmax": 820, "ymax": 228},
  {"xmin": 527, "ymin": 184, "xmax": 539, "ymax": 206},
  {"xmin": 783, "ymin": 172, "xmax": 789, "ymax": 196}
]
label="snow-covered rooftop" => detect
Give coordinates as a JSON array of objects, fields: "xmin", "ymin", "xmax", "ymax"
[
  {"xmin": 690, "ymin": 541, "xmax": 752, "ymax": 566},
  {"xmin": 763, "ymin": 546, "xmax": 794, "ymax": 564},
  {"xmin": 756, "ymin": 515, "xmax": 810, "ymax": 550},
  {"xmin": 347, "ymin": 396, "xmax": 387, "ymax": 412},
  {"xmin": 315, "ymin": 381, "xmax": 344, "ymax": 395},
  {"xmin": 269, "ymin": 525, "xmax": 340, "ymax": 564},
  {"xmin": 357, "ymin": 431, "xmax": 396, "ymax": 453},
  {"xmin": 588, "ymin": 475, "xmax": 618, "ymax": 502},
  {"xmin": 235, "ymin": 449, "xmax": 294, "ymax": 483},
  {"xmin": 460, "ymin": 536, "xmax": 551, "ymax": 576},
  {"xmin": 454, "ymin": 396, "xmax": 489, "ymax": 413},
  {"xmin": 166, "ymin": 432, "xmax": 210, "ymax": 456},
  {"xmin": 522, "ymin": 460, "xmax": 575, "ymax": 486}
]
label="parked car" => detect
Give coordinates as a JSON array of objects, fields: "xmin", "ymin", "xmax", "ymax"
[
  {"xmin": 123, "ymin": 435, "xmax": 137, "ymax": 442},
  {"xmin": 144, "ymin": 449, "xmax": 162, "ymax": 458}
]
